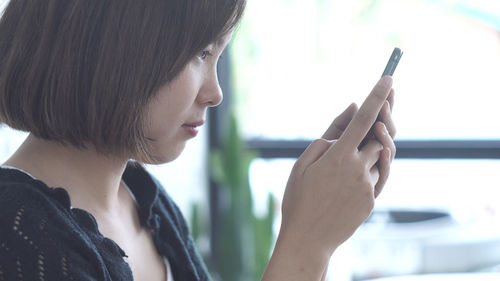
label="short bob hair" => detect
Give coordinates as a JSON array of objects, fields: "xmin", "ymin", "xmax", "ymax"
[{"xmin": 0, "ymin": 0, "xmax": 246, "ymax": 161}]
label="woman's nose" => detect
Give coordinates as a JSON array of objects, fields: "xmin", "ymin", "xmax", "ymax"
[{"xmin": 198, "ymin": 73, "xmax": 223, "ymax": 107}]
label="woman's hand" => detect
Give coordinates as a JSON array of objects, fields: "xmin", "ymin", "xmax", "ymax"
[
  {"xmin": 322, "ymin": 87, "xmax": 397, "ymax": 197},
  {"xmin": 262, "ymin": 76, "xmax": 395, "ymax": 281}
]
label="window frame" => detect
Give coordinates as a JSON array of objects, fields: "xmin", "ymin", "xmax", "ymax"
[{"xmin": 211, "ymin": 48, "xmax": 500, "ymax": 160}]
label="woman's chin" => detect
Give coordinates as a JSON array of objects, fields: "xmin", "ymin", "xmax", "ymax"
[{"xmin": 146, "ymin": 143, "xmax": 186, "ymax": 165}]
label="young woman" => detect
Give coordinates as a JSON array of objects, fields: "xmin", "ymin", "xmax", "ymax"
[{"xmin": 0, "ymin": 0, "xmax": 396, "ymax": 280}]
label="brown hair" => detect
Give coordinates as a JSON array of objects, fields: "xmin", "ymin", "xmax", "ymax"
[{"xmin": 0, "ymin": 0, "xmax": 246, "ymax": 161}]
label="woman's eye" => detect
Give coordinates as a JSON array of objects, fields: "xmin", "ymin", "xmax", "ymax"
[{"xmin": 199, "ymin": 50, "xmax": 213, "ymax": 60}]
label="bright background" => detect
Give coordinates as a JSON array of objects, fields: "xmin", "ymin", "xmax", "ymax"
[
  {"xmin": 231, "ymin": 0, "xmax": 500, "ymax": 141},
  {"xmin": 228, "ymin": 0, "xmax": 500, "ymax": 280}
]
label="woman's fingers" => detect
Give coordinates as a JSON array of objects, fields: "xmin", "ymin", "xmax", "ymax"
[
  {"xmin": 373, "ymin": 121, "xmax": 396, "ymax": 197},
  {"xmin": 335, "ymin": 76, "xmax": 393, "ymax": 152},
  {"xmin": 374, "ymin": 147, "xmax": 391, "ymax": 197},
  {"xmin": 387, "ymin": 88, "xmax": 395, "ymax": 112},
  {"xmin": 369, "ymin": 165, "xmax": 380, "ymax": 187},
  {"xmin": 374, "ymin": 121, "xmax": 396, "ymax": 161},
  {"xmin": 378, "ymin": 100, "xmax": 397, "ymax": 139},
  {"xmin": 322, "ymin": 103, "xmax": 358, "ymax": 140},
  {"xmin": 359, "ymin": 87, "xmax": 395, "ymax": 147},
  {"xmin": 359, "ymin": 140, "xmax": 384, "ymax": 169},
  {"xmin": 359, "ymin": 136, "xmax": 392, "ymax": 197},
  {"xmin": 295, "ymin": 139, "xmax": 335, "ymax": 173}
]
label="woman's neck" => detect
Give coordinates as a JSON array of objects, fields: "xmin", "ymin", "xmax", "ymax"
[{"xmin": 3, "ymin": 134, "xmax": 130, "ymax": 215}]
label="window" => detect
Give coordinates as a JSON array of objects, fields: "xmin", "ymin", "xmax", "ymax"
[
  {"xmin": 213, "ymin": 0, "xmax": 500, "ymax": 280},
  {"xmin": 230, "ymin": 0, "xmax": 500, "ymax": 141}
]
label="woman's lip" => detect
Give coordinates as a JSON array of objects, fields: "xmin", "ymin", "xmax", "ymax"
[
  {"xmin": 182, "ymin": 121, "xmax": 204, "ymax": 137},
  {"xmin": 183, "ymin": 120, "xmax": 205, "ymax": 127},
  {"xmin": 183, "ymin": 126, "xmax": 199, "ymax": 137}
]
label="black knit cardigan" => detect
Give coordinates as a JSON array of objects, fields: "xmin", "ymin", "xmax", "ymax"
[{"xmin": 0, "ymin": 163, "xmax": 211, "ymax": 281}]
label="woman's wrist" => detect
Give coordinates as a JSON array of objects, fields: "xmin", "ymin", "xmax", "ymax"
[{"xmin": 261, "ymin": 228, "xmax": 333, "ymax": 281}]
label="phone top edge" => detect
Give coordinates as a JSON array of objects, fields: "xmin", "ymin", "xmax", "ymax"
[{"xmin": 381, "ymin": 47, "xmax": 403, "ymax": 77}]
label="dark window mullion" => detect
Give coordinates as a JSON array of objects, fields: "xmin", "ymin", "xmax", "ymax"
[
  {"xmin": 208, "ymin": 48, "xmax": 233, "ymax": 262},
  {"xmin": 245, "ymin": 140, "xmax": 500, "ymax": 159}
]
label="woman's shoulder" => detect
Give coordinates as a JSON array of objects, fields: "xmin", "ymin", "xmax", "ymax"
[
  {"xmin": 0, "ymin": 166, "xmax": 73, "ymax": 220},
  {"xmin": 0, "ymin": 166, "xmax": 78, "ymax": 249},
  {"xmin": 0, "ymin": 166, "xmax": 130, "ymax": 280}
]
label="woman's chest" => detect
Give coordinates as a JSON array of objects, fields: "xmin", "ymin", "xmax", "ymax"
[
  {"xmin": 96, "ymin": 212, "xmax": 169, "ymax": 281},
  {"xmin": 121, "ymin": 230, "xmax": 168, "ymax": 281}
]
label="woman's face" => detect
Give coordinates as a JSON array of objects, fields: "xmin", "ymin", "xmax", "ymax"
[{"xmin": 142, "ymin": 32, "xmax": 232, "ymax": 163}]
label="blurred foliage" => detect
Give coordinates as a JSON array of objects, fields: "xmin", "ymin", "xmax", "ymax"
[{"xmin": 191, "ymin": 112, "xmax": 275, "ymax": 281}]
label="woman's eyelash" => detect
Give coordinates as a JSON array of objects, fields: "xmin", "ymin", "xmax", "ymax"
[{"xmin": 199, "ymin": 50, "xmax": 213, "ymax": 60}]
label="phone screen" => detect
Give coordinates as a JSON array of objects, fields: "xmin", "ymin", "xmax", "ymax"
[{"xmin": 381, "ymin": 48, "xmax": 403, "ymax": 77}]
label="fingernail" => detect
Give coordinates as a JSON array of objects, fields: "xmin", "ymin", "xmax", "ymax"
[{"xmin": 380, "ymin": 76, "xmax": 393, "ymax": 88}]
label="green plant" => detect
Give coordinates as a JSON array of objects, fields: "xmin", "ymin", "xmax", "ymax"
[{"xmin": 191, "ymin": 112, "xmax": 275, "ymax": 281}]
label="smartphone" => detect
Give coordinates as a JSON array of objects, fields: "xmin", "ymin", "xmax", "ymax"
[
  {"xmin": 381, "ymin": 48, "xmax": 403, "ymax": 77},
  {"xmin": 359, "ymin": 48, "xmax": 403, "ymax": 149}
]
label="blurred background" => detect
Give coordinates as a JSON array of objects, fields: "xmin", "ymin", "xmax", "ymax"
[{"xmin": 1, "ymin": 0, "xmax": 500, "ymax": 280}]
